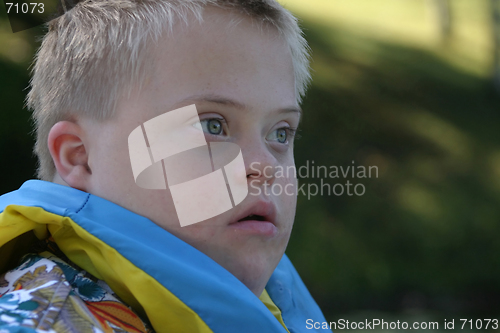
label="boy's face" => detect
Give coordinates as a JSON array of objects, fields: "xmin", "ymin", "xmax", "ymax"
[{"xmin": 80, "ymin": 7, "xmax": 299, "ymax": 296}]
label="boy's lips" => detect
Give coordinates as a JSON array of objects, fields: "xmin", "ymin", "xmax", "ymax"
[{"xmin": 228, "ymin": 200, "xmax": 278, "ymax": 237}]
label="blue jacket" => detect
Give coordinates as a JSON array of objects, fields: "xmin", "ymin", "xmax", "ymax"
[{"xmin": 0, "ymin": 180, "xmax": 330, "ymax": 333}]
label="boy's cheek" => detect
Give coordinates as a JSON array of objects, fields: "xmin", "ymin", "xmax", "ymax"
[{"xmin": 279, "ymin": 176, "xmax": 298, "ymax": 229}]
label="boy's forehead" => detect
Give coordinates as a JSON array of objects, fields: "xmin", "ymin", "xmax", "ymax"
[
  {"xmin": 130, "ymin": 6, "xmax": 296, "ymax": 121},
  {"xmin": 171, "ymin": 94, "xmax": 302, "ymax": 120}
]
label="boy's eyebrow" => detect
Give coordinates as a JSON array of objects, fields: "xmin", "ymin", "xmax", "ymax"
[{"xmin": 176, "ymin": 94, "xmax": 302, "ymax": 117}]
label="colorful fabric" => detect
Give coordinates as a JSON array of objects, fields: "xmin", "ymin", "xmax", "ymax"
[
  {"xmin": 0, "ymin": 247, "xmax": 152, "ymax": 333},
  {"xmin": 0, "ymin": 180, "xmax": 331, "ymax": 332}
]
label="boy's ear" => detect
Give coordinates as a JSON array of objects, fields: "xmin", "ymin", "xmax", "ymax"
[{"xmin": 48, "ymin": 121, "xmax": 91, "ymax": 191}]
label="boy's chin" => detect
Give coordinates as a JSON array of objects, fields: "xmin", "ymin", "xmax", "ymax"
[{"xmin": 224, "ymin": 246, "xmax": 286, "ymax": 295}]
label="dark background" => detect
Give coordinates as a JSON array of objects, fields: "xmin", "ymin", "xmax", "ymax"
[{"xmin": 1, "ymin": 0, "xmax": 499, "ymax": 330}]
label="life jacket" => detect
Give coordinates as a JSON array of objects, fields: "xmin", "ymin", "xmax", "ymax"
[{"xmin": 0, "ymin": 180, "xmax": 330, "ymax": 332}]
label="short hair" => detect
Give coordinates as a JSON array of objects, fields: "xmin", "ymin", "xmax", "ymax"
[{"xmin": 27, "ymin": 0, "xmax": 312, "ymax": 181}]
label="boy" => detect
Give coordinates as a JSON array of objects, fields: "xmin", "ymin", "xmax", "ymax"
[{"xmin": 0, "ymin": 0, "xmax": 330, "ymax": 332}]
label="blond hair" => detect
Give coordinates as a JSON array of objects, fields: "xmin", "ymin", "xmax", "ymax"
[{"xmin": 27, "ymin": 0, "xmax": 311, "ymax": 181}]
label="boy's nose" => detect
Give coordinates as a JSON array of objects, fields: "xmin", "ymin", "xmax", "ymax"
[{"xmin": 243, "ymin": 144, "xmax": 277, "ymax": 188}]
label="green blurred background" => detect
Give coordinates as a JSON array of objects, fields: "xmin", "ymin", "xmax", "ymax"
[{"xmin": 1, "ymin": 0, "xmax": 500, "ymax": 331}]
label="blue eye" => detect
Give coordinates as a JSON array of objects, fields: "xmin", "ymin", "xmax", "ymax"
[
  {"xmin": 267, "ymin": 127, "xmax": 296, "ymax": 144},
  {"xmin": 194, "ymin": 118, "xmax": 226, "ymax": 135},
  {"xmin": 206, "ymin": 119, "xmax": 222, "ymax": 135},
  {"xmin": 276, "ymin": 128, "xmax": 287, "ymax": 143}
]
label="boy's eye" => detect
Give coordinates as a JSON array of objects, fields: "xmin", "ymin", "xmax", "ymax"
[
  {"xmin": 193, "ymin": 118, "xmax": 226, "ymax": 136},
  {"xmin": 276, "ymin": 128, "xmax": 287, "ymax": 143},
  {"xmin": 207, "ymin": 119, "xmax": 223, "ymax": 135},
  {"xmin": 267, "ymin": 127, "xmax": 296, "ymax": 144}
]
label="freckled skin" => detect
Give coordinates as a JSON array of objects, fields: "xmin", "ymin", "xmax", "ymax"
[{"xmin": 77, "ymin": 7, "xmax": 299, "ymax": 297}]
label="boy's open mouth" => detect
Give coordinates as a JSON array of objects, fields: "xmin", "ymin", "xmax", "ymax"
[
  {"xmin": 238, "ymin": 214, "xmax": 266, "ymax": 222},
  {"xmin": 229, "ymin": 200, "xmax": 277, "ymax": 228},
  {"xmin": 231, "ymin": 204, "xmax": 278, "ymax": 237}
]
